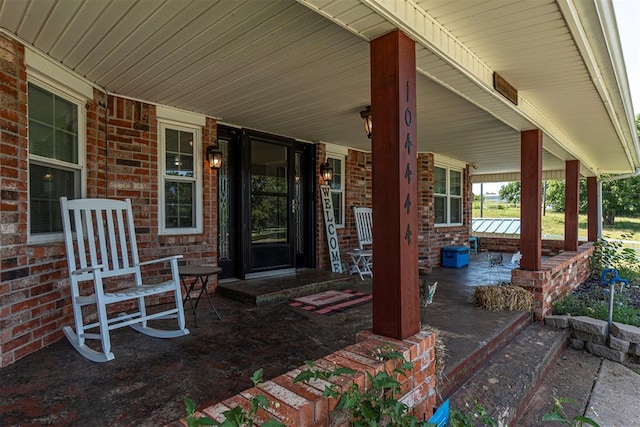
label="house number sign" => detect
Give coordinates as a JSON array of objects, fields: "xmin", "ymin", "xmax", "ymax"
[{"xmin": 404, "ymin": 80, "xmax": 413, "ymax": 246}]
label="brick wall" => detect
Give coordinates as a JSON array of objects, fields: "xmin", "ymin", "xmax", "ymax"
[
  {"xmin": 512, "ymin": 243, "xmax": 594, "ymax": 320},
  {"xmin": 316, "ymin": 146, "xmax": 372, "ymax": 271},
  {"xmin": 417, "ymin": 153, "xmax": 472, "ymax": 268},
  {"xmin": 316, "ymin": 149, "xmax": 474, "ymax": 272},
  {"xmin": 191, "ymin": 329, "xmax": 437, "ymax": 426},
  {"xmin": 478, "ymin": 237, "xmax": 584, "ymax": 257},
  {"xmin": 0, "ymin": 34, "xmax": 67, "ymax": 367},
  {"xmin": 0, "ymin": 34, "xmax": 219, "ymax": 366}
]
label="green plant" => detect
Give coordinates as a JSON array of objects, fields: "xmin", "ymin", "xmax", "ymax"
[
  {"xmin": 542, "ymin": 397, "xmax": 600, "ymax": 426},
  {"xmin": 294, "ymin": 345, "xmax": 434, "ymax": 426},
  {"xmin": 591, "ymin": 235, "xmax": 640, "ymax": 280},
  {"xmin": 552, "ymin": 290, "xmax": 640, "ymax": 326},
  {"xmin": 449, "ymin": 398, "xmax": 497, "ymax": 427},
  {"xmin": 184, "ymin": 369, "xmax": 285, "ymax": 427}
]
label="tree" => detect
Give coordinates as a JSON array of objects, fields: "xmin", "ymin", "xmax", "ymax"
[
  {"xmin": 499, "ymin": 181, "xmax": 521, "ymax": 205},
  {"xmin": 544, "ymin": 180, "xmax": 588, "ymax": 214}
]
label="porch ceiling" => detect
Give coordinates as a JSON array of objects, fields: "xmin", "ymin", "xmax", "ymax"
[{"xmin": 1, "ymin": 0, "xmax": 636, "ymax": 179}]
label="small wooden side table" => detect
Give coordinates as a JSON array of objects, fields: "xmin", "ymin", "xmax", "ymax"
[{"xmin": 178, "ymin": 265, "xmax": 222, "ymax": 327}]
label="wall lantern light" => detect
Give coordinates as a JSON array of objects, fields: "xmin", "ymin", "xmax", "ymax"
[
  {"xmin": 360, "ymin": 106, "xmax": 372, "ymax": 139},
  {"xmin": 320, "ymin": 161, "xmax": 333, "ymax": 184},
  {"xmin": 207, "ymin": 146, "xmax": 223, "ymax": 170}
]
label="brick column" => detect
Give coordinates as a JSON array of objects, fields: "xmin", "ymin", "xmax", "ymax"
[
  {"xmin": 564, "ymin": 160, "xmax": 579, "ymax": 251},
  {"xmin": 370, "ymin": 30, "xmax": 420, "ymax": 339},
  {"xmin": 587, "ymin": 176, "xmax": 598, "ymax": 242},
  {"xmin": 520, "ymin": 130, "xmax": 542, "ymax": 271}
]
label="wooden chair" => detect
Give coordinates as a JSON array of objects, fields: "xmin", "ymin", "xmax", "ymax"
[
  {"xmin": 60, "ymin": 197, "xmax": 189, "ymax": 362},
  {"xmin": 350, "ymin": 207, "xmax": 373, "ymax": 279}
]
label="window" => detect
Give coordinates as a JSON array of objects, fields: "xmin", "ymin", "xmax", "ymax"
[
  {"xmin": 434, "ymin": 166, "xmax": 462, "ymax": 225},
  {"xmin": 159, "ymin": 121, "xmax": 202, "ymax": 234},
  {"xmin": 28, "ymin": 82, "xmax": 83, "ymax": 238},
  {"xmin": 327, "ymin": 156, "xmax": 345, "ymax": 228}
]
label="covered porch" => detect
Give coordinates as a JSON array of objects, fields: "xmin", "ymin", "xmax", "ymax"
[
  {"xmin": 0, "ymin": 253, "xmax": 530, "ymax": 425},
  {"xmin": 0, "ymin": 0, "xmax": 638, "ymax": 422}
]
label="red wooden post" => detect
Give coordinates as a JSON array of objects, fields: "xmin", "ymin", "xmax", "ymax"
[
  {"xmin": 564, "ymin": 160, "xmax": 580, "ymax": 251},
  {"xmin": 587, "ymin": 176, "xmax": 598, "ymax": 242},
  {"xmin": 370, "ymin": 30, "xmax": 419, "ymax": 339},
  {"xmin": 520, "ymin": 130, "xmax": 542, "ymax": 271}
]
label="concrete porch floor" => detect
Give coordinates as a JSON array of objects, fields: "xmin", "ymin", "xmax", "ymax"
[{"xmin": 0, "ymin": 252, "xmax": 525, "ymax": 426}]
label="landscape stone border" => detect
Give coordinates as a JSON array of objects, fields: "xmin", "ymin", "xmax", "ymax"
[{"xmin": 545, "ymin": 315, "xmax": 640, "ymax": 364}]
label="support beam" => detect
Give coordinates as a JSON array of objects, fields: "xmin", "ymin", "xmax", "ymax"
[
  {"xmin": 587, "ymin": 176, "xmax": 598, "ymax": 242},
  {"xmin": 520, "ymin": 130, "xmax": 542, "ymax": 271},
  {"xmin": 370, "ymin": 30, "xmax": 419, "ymax": 339},
  {"xmin": 564, "ymin": 160, "xmax": 580, "ymax": 251}
]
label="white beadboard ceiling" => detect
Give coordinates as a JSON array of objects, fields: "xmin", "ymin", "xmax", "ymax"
[{"xmin": 0, "ymin": 0, "xmax": 637, "ymax": 179}]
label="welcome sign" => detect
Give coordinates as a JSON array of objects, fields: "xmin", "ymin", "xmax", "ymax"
[{"xmin": 320, "ymin": 185, "xmax": 342, "ymax": 273}]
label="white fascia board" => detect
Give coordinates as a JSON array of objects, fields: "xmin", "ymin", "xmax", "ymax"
[
  {"xmin": 558, "ymin": 0, "xmax": 638, "ymax": 171},
  {"xmin": 25, "ymin": 46, "xmax": 93, "ymax": 101},
  {"xmin": 156, "ymin": 105, "xmax": 206, "ymax": 127}
]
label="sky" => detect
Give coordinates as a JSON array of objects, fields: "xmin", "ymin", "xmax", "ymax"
[
  {"xmin": 613, "ymin": 0, "xmax": 640, "ymax": 115},
  {"xmin": 474, "ymin": 0, "xmax": 640, "ymax": 196}
]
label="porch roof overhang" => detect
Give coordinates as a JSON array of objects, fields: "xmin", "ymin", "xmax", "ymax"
[{"xmin": 2, "ymin": 0, "xmax": 637, "ymax": 180}]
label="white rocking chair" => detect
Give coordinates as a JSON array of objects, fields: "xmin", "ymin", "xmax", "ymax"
[
  {"xmin": 350, "ymin": 207, "xmax": 373, "ymax": 279},
  {"xmin": 60, "ymin": 197, "xmax": 189, "ymax": 362}
]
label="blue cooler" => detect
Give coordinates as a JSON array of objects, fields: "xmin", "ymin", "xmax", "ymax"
[{"xmin": 442, "ymin": 246, "xmax": 469, "ymax": 268}]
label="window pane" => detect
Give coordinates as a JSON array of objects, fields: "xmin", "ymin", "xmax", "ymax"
[
  {"xmin": 54, "ymin": 129, "xmax": 77, "ymax": 163},
  {"xmin": 451, "ymin": 197, "xmax": 462, "ymax": 223},
  {"xmin": 328, "ymin": 157, "xmax": 342, "ymax": 190},
  {"xmin": 165, "ymin": 128, "xmax": 179, "ymax": 152},
  {"xmin": 29, "ymin": 163, "xmax": 77, "ymax": 234},
  {"xmin": 434, "ymin": 167, "xmax": 447, "ymax": 194},
  {"xmin": 450, "ymin": 170, "xmax": 462, "ymax": 196},
  {"xmin": 165, "ymin": 128, "xmax": 195, "ymax": 178},
  {"xmin": 435, "ymin": 196, "xmax": 446, "ymax": 224},
  {"xmin": 28, "ymin": 83, "xmax": 79, "ymax": 164},
  {"xmin": 28, "ymin": 84, "xmax": 53, "ymax": 125},
  {"xmin": 331, "ymin": 192, "xmax": 343, "ymax": 225},
  {"xmin": 29, "ymin": 121, "xmax": 54, "ymax": 157},
  {"xmin": 54, "ymin": 96, "xmax": 77, "ymax": 133},
  {"xmin": 250, "ymin": 194, "xmax": 288, "ymax": 244},
  {"xmin": 165, "ymin": 181, "xmax": 194, "ymax": 228}
]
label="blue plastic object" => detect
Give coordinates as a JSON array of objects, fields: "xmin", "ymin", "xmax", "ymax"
[
  {"xmin": 442, "ymin": 246, "xmax": 469, "ymax": 268},
  {"xmin": 428, "ymin": 398, "xmax": 450, "ymax": 427}
]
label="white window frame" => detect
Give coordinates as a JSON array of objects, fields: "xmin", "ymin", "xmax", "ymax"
[
  {"xmin": 158, "ymin": 119, "xmax": 203, "ymax": 235},
  {"xmin": 325, "ymin": 144, "xmax": 347, "ymax": 229},
  {"xmin": 26, "ymin": 76, "xmax": 87, "ymax": 244},
  {"xmin": 434, "ymin": 163, "xmax": 464, "ymax": 227}
]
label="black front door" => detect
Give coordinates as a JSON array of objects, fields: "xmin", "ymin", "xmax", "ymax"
[
  {"xmin": 217, "ymin": 127, "xmax": 315, "ymax": 279},
  {"xmin": 242, "ymin": 131, "xmax": 295, "ymax": 274}
]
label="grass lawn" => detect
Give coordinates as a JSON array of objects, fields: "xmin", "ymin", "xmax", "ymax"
[{"xmin": 473, "ymin": 202, "xmax": 640, "ymax": 241}]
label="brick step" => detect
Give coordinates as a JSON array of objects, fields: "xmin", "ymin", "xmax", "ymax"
[
  {"xmin": 448, "ymin": 323, "xmax": 567, "ymax": 426},
  {"xmin": 440, "ymin": 311, "xmax": 532, "ymax": 399},
  {"xmin": 217, "ymin": 273, "xmax": 357, "ymax": 306}
]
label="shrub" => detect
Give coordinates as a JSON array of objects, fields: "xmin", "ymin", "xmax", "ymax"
[{"xmin": 553, "ymin": 292, "xmax": 640, "ymax": 327}]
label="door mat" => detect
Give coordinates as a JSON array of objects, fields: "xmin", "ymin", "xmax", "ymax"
[{"xmin": 289, "ymin": 289, "xmax": 372, "ymax": 315}]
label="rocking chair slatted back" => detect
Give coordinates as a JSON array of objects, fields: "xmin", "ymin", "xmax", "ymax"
[
  {"xmin": 62, "ymin": 198, "xmax": 140, "ymax": 283},
  {"xmin": 353, "ymin": 207, "xmax": 373, "ymax": 249}
]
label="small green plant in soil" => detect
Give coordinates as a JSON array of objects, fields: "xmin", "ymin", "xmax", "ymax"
[
  {"xmin": 450, "ymin": 398, "xmax": 497, "ymax": 427},
  {"xmin": 184, "ymin": 369, "xmax": 285, "ymax": 427},
  {"xmin": 542, "ymin": 397, "xmax": 600, "ymax": 426},
  {"xmin": 293, "ymin": 345, "xmax": 434, "ymax": 426}
]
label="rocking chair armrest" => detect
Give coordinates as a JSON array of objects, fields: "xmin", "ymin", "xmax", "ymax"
[
  {"xmin": 137, "ymin": 254, "xmax": 183, "ymax": 267},
  {"xmin": 71, "ymin": 264, "xmax": 105, "ymax": 275}
]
